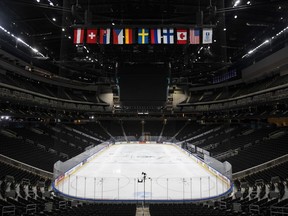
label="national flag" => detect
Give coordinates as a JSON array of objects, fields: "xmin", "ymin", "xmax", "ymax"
[
  {"xmin": 138, "ymin": 28, "xmax": 149, "ymax": 44},
  {"xmin": 73, "ymin": 28, "xmax": 84, "ymax": 44},
  {"xmin": 163, "ymin": 28, "xmax": 174, "ymax": 44},
  {"xmin": 189, "ymin": 28, "xmax": 200, "ymax": 44},
  {"xmin": 113, "ymin": 29, "xmax": 124, "ymax": 44},
  {"xmin": 176, "ymin": 29, "xmax": 187, "ymax": 44},
  {"xmin": 99, "ymin": 28, "xmax": 111, "ymax": 44},
  {"xmin": 125, "ymin": 28, "xmax": 135, "ymax": 44},
  {"xmin": 86, "ymin": 29, "xmax": 97, "ymax": 44},
  {"xmin": 202, "ymin": 28, "xmax": 213, "ymax": 44},
  {"xmin": 150, "ymin": 28, "xmax": 162, "ymax": 44}
]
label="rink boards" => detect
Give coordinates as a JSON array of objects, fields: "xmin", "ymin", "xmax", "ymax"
[{"xmin": 53, "ymin": 143, "xmax": 233, "ymax": 202}]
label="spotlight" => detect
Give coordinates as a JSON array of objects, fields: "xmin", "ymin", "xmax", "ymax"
[{"xmin": 233, "ymin": 0, "xmax": 241, "ymax": 7}]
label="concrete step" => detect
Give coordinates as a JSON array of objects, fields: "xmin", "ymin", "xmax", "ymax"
[{"xmin": 135, "ymin": 206, "xmax": 150, "ymax": 216}]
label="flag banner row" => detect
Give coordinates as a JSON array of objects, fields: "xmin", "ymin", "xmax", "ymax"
[{"xmin": 73, "ymin": 28, "xmax": 213, "ymax": 45}]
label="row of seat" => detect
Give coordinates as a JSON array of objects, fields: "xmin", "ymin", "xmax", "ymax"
[
  {"xmin": 240, "ymin": 160, "xmax": 288, "ymax": 185},
  {"xmin": 0, "ymin": 161, "xmax": 50, "ymax": 186},
  {"xmin": 226, "ymin": 130, "xmax": 288, "ymax": 172},
  {"xmin": 185, "ymin": 73, "xmax": 288, "ymax": 104},
  {"xmin": 0, "ymin": 194, "xmax": 136, "ymax": 216}
]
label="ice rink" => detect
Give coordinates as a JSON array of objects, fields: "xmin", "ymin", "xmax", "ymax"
[{"xmin": 55, "ymin": 143, "xmax": 231, "ymax": 201}]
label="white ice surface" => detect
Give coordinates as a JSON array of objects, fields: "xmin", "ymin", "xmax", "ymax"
[{"xmin": 55, "ymin": 143, "xmax": 230, "ymax": 201}]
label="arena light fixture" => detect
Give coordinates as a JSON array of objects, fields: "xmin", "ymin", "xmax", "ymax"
[
  {"xmin": 244, "ymin": 40, "xmax": 269, "ymax": 56},
  {"xmin": 248, "ymin": 50, "xmax": 254, "ymax": 54},
  {"xmin": 48, "ymin": 0, "xmax": 54, "ymax": 6},
  {"xmin": 32, "ymin": 48, "xmax": 39, "ymax": 53},
  {"xmin": 83, "ymin": 46, "xmax": 89, "ymax": 53},
  {"xmin": 0, "ymin": 25, "xmax": 45, "ymax": 57},
  {"xmin": 0, "ymin": 116, "xmax": 11, "ymax": 120},
  {"xmin": 242, "ymin": 26, "xmax": 288, "ymax": 58},
  {"xmin": 36, "ymin": 0, "xmax": 54, "ymax": 6},
  {"xmin": 233, "ymin": 0, "xmax": 241, "ymax": 7}
]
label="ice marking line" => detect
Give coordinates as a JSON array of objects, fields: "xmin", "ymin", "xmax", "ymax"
[
  {"xmin": 154, "ymin": 175, "xmax": 216, "ymax": 193},
  {"xmin": 69, "ymin": 177, "xmax": 132, "ymax": 192},
  {"xmin": 172, "ymin": 144, "xmax": 231, "ymax": 188},
  {"xmin": 56, "ymin": 145, "xmax": 111, "ymax": 186},
  {"xmin": 55, "ymin": 143, "xmax": 231, "ymax": 200}
]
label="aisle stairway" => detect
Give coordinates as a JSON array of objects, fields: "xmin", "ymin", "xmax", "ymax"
[{"xmin": 135, "ymin": 205, "xmax": 150, "ymax": 216}]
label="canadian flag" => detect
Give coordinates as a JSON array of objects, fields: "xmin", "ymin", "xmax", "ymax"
[
  {"xmin": 87, "ymin": 29, "xmax": 97, "ymax": 44},
  {"xmin": 176, "ymin": 29, "xmax": 187, "ymax": 44},
  {"xmin": 73, "ymin": 28, "xmax": 84, "ymax": 44}
]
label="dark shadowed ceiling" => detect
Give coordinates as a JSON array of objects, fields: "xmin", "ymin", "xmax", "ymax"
[{"xmin": 0, "ymin": 0, "xmax": 287, "ymax": 85}]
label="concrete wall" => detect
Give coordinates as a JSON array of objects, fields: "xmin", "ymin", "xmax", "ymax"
[
  {"xmin": 172, "ymin": 89, "xmax": 188, "ymax": 108},
  {"xmin": 99, "ymin": 92, "xmax": 114, "ymax": 108}
]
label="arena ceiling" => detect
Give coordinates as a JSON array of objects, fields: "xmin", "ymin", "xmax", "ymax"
[{"xmin": 0, "ymin": 0, "xmax": 287, "ymax": 86}]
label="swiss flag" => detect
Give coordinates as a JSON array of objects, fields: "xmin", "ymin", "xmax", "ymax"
[
  {"xmin": 87, "ymin": 29, "xmax": 97, "ymax": 44},
  {"xmin": 176, "ymin": 29, "xmax": 187, "ymax": 44},
  {"xmin": 73, "ymin": 28, "xmax": 84, "ymax": 44}
]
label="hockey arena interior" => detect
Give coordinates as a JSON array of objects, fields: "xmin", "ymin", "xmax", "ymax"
[{"xmin": 1, "ymin": 0, "xmax": 288, "ymax": 215}]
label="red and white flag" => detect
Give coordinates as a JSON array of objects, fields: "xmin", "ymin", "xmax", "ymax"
[
  {"xmin": 73, "ymin": 28, "xmax": 84, "ymax": 44},
  {"xmin": 87, "ymin": 29, "xmax": 97, "ymax": 44},
  {"xmin": 176, "ymin": 29, "xmax": 187, "ymax": 44}
]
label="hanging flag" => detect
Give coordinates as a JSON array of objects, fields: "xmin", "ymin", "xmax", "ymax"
[
  {"xmin": 176, "ymin": 29, "xmax": 187, "ymax": 44},
  {"xmin": 189, "ymin": 28, "xmax": 200, "ymax": 44},
  {"xmin": 150, "ymin": 28, "xmax": 162, "ymax": 44},
  {"xmin": 73, "ymin": 28, "xmax": 84, "ymax": 44},
  {"xmin": 138, "ymin": 28, "xmax": 149, "ymax": 44},
  {"xmin": 125, "ymin": 28, "xmax": 135, "ymax": 44},
  {"xmin": 113, "ymin": 29, "xmax": 124, "ymax": 44},
  {"xmin": 202, "ymin": 28, "xmax": 213, "ymax": 44},
  {"xmin": 163, "ymin": 28, "xmax": 174, "ymax": 44},
  {"xmin": 99, "ymin": 28, "xmax": 111, "ymax": 44},
  {"xmin": 86, "ymin": 29, "xmax": 97, "ymax": 44}
]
